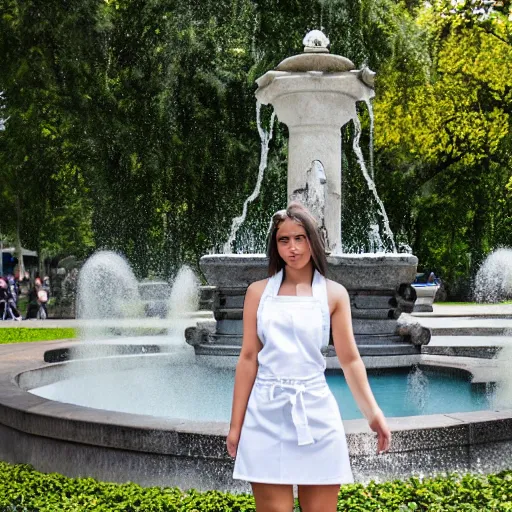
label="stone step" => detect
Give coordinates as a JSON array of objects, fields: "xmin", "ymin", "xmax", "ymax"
[
  {"xmin": 195, "ymin": 344, "xmax": 242, "ymax": 356},
  {"xmin": 354, "ymin": 335, "xmax": 404, "ymax": 345},
  {"xmin": 206, "ymin": 334, "xmax": 410, "ymax": 347},
  {"xmin": 358, "ymin": 344, "xmax": 419, "ymax": 356},
  {"xmin": 218, "ymin": 295, "xmax": 245, "ymax": 309},
  {"xmin": 209, "ymin": 334, "xmax": 243, "ymax": 346},
  {"xmin": 352, "ymin": 295, "xmax": 394, "ymax": 309},
  {"xmin": 352, "ymin": 319, "xmax": 397, "ymax": 335},
  {"xmin": 216, "ymin": 318, "xmax": 399, "ymax": 336},
  {"xmin": 431, "ymin": 326, "xmax": 511, "ymax": 336},
  {"xmin": 214, "ymin": 307, "xmax": 396, "ymax": 320},
  {"xmin": 214, "ymin": 309, "xmax": 243, "ymax": 321},
  {"xmin": 351, "ymin": 309, "xmax": 394, "ymax": 320},
  {"xmin": 216, "ymin": 319, "xmax": 243, "ymax": 335},
  {"xmin": 44, "ymin": 344, "xmax": 161, "ymax": 363},
  {"xmin": 421, "ymin": 345, "xmax": 501, "ymax": 359},
  {"xmin": 218, "ymin": 297, "xmax": 398, "ymax": 312},
  {"xmin": 195, "ymin": 342, "xmax": 418, "ymax": 357},
  {"xmin": 325, "ymin": 344, "xmax": 419, "ymax": 357}
]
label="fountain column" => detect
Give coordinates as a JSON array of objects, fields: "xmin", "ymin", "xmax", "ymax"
[{"xmin": 255, "ymin": 32, "xmax": 374, "ymax": 252}]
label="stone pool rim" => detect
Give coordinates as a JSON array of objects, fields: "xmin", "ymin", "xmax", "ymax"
[{"xmin": 0, "ymin": 340, "xmax": 511, "ymax": 489}]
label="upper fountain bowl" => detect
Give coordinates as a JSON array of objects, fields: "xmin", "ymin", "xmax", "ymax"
[{"xmin": 275, "ymin": 29, "xmax": 355, "ymax": 74}]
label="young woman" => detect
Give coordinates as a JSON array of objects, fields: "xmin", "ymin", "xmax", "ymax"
[{"xmin": 227, "ymin": 202, "xmax": 391, "ymax": 512}]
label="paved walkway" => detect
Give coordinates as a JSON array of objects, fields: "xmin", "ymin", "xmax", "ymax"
[
  {"xmin": 415, "ymin": 303, "xmax": 512, "ymax": 317},
  {"xmin": 0, "ymin": 312, "xmax": 213, "ymax": 330},
  {"xmin": 0, "ymin": 319, "xmax": 79, "ymax": 328}
]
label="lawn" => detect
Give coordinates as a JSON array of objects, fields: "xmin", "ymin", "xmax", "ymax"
[{"xmin": 0, "ymin": 328, "xmax": 77, "ymax": 344}]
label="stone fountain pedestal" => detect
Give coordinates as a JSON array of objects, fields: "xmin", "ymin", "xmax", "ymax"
[
  {"xmin": 186, "ymin": 32, "xmax": 428, "ymax": 362},
  {"xmin": 186, "ymin": 254, "xmax": 426, "ymax": 360}
]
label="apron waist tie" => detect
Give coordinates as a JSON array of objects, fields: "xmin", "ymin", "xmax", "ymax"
[{"xmin": 269, "ymin": 382, "xmax": 315, "ymax": 446}]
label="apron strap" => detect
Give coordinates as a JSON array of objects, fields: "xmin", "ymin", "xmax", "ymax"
[
  {"xmin": 312, "ymin": 270, "xmax": 330, "ymax": 347},
  {"xmin": 256, "ymin": 270, "xmax": 283, "ymax": 341}
]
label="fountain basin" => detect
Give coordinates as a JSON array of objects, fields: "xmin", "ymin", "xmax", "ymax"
[
  {"xmin": 200, "ymin": 254, "xmax": 417, "ymax": 290},
  {"xmin": 190, "ymin": 254, "xmax": 421, "ymax": 357},
  {"xmin": 0, "ymin": 340, "xmax": 510, "ymax": 491}
]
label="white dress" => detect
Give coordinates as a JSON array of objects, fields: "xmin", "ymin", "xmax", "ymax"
[{"xmin": 233, "ymin": 269, "xmax": 354, "ymax": 485}]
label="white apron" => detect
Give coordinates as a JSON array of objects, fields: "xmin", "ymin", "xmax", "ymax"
[{"xmin": 233, "ymin": 269, "xmax": 354, "ymax": 485}]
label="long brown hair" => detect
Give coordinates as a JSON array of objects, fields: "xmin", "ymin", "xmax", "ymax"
[{"xmin": 267, "ymin": 201, "xmax": 327, "ymax": 276}]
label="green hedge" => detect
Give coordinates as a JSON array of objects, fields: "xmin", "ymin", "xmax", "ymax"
[
  {"xmin": 0, "ymin": 328, "xmax": 76, "ymax": 344},
  {"xmin": 0, "ymin": 462, "xmax": 510, "ymax": 511}
]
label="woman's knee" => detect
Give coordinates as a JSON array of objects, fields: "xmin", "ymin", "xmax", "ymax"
[
  {"xmin": 251, "ymin": 483, "xmax": 294, "ymax": 512},
  {"xmin": 298, "ymin": 484, "xmax": 339, "ymax": 512}
]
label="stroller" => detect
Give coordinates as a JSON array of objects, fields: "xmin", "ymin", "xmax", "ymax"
[{"xmin": 0, "ymin": 277, "xmax": 22, "ymax": 321}]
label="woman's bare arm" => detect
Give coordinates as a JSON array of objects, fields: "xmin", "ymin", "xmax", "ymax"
[
  {"xmin": 227, "ymin": 280, "xmax": 265, "ymax": 456},
  {"xmin": 328, "ymin": 280, "xmax": 391, "ymax": 453}
]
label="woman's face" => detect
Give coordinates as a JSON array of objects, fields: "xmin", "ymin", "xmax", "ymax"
[{"xmin": 275, "ymin": 218, "xmax": 312, "ymax": 270}]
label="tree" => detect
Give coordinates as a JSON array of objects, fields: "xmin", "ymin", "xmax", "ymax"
[{"xmin": 374, "ymin": 0, "xmax": 512, "ymax": 296}]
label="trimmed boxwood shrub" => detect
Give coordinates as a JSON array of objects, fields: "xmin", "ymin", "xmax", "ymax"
[
  {"xmin": 0, "ymin": 462, "xmax": 510, "ymax": 511},
  {"xmin": 0, "ymin": 329, "xmax": 77, "ymax": 344}
]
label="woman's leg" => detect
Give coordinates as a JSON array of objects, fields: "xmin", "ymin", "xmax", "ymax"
[
  {"xmin": 251, "ymin": 483, "xmax": 294, "ymax": 512},
  {"xmin": 297, "ymin": 484, "xmax": 340, "ymax": 512}
]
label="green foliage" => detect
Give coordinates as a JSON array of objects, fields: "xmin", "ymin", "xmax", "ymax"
[
  {"xmin": 0, "ymin": 0, "xmax": 430, "ymax": 278},
  {"xmin": 0, "ymin": 462, "xmax": 511, "ymax": 511},
  {"xmin": 0, "ymin": 328, "xmax": 76, "ymax": 344},
  {"xmin": 1, "ymin": 0, "xmax": 512, "ymax": 295},
  {"xmin": 374, "ymin": 0, "xmax": 512, "ymax": 296}
]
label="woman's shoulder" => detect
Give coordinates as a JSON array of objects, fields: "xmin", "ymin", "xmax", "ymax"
[
  {"xmin": 244, "ymin": 278, "xmax": 269, "ymax": 310},
  {"xmin": 325, "ymin": 278, "xmax": 350, "ymax": 302},
  {"xmin": 246, "ymin": 278, "xmax": 269, "ymax": 297}
]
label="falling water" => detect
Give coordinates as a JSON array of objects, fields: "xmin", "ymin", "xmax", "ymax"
[
  {"xmin": 223, "ymin": 102, "xmax": 276, "ymax": 253},
  {"xmin": 77, "ymin": 251, "xmax": 142, "ymax": 340},
  {"xmin": 472, "ymin": 255, "xmax": 512, "ymax": 410},
  {"xmin": 474, "ymin": 248, "xmax": 512, "ymax": 303},
  {"xmin": 368, "ymin": 224, "xmax": 385, "ymax": 253},
  {"xmin": 493, "ymin": 344, "xmax": 512, "ymax": 409},
  {"xmin": 364, "ymin": 98, "xmax": 375, "ymax": 179},
  {"xmin": 167, "ymin": 265, "xmax": 200, "ymax": 338},
  {"xmin": 352, "ymin": 116, "xmax": 397, "ymax": 253},
  {"xmin": 405, "ymin": 365, "xmax": 430, "ymax": 413}
]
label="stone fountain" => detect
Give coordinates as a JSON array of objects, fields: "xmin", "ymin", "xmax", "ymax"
[
  {"xmin": 2, "ymin": 33, "xmax": 512, "ymax": 493},
  {"xmin": 187, "ymin": 31, "xmax": 423, "ymax": 362}
]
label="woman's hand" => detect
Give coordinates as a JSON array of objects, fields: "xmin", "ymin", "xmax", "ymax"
[
  {"xmin": 226, "ymin": 427, "xmax": 241, "ymax": 458},
  {"xmin": 368, "ymin": 409, "xmax": 391, "ymax": 454}
]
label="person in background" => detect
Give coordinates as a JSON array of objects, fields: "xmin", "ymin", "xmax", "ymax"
[
  {"xmin": 7, "ymin": 274, "xmax": 19, "ymax": 306},
  {"xmin": 26, "ymin": 277, "xmax": 42, "ymax": 319},
  {"xmin": 0, "ymin": 276, "xmax": 22, "ymax": 321},
  {"xmin": 427, "ymin": 272, "xmax": 437, "ymax": 284}
]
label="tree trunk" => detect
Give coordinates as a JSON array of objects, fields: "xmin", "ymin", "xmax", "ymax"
[{"xmin": 15, "ymin": 195, "xmax": 25, "ymax": 280}]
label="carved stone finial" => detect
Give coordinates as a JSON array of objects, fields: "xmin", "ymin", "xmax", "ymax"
[{"xmin": 303, "ymin": 30, "xmax": 330, "ymax": 54}]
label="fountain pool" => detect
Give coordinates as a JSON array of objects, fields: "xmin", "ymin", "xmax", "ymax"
[{"xmin": 29, "ymin": 355, "xmax": 493, "ymax": 421}]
